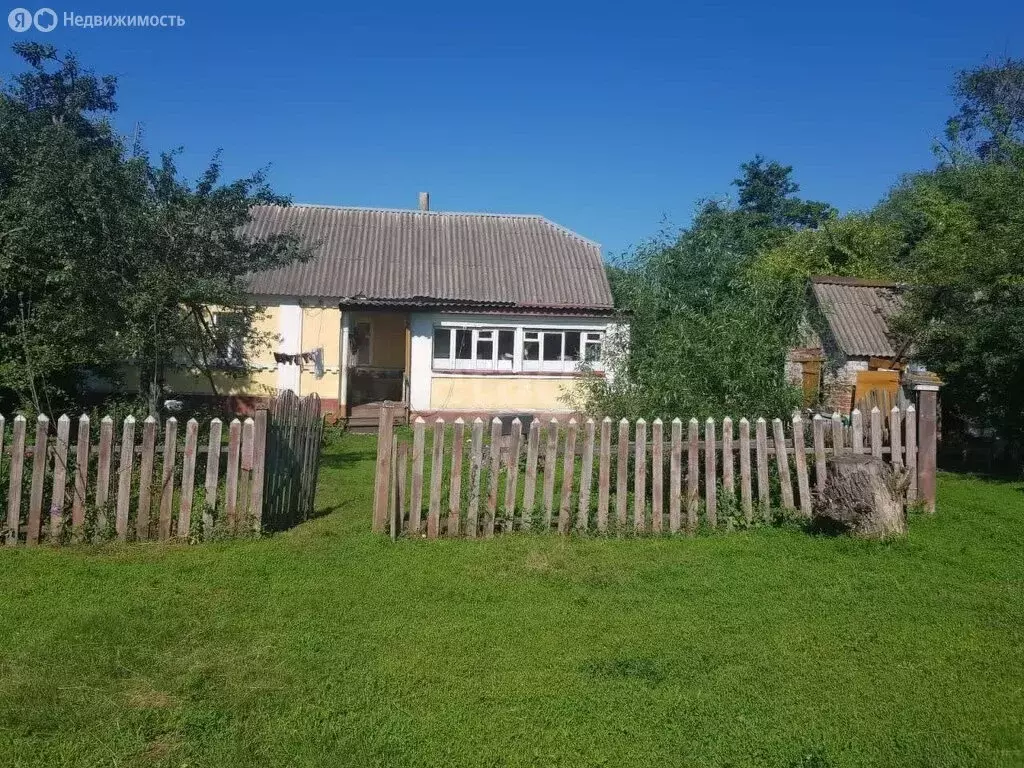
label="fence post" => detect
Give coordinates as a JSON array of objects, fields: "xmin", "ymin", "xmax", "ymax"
[
  {"xmin": 26, "ymin": 415, "xmax": 49, "ymax": 546},
  {"xmin": 372, "ymin": 402, "xmax": 396, "ymax": 532},
  {"xmin": 251, "ymin": 410, "xmax": 267, "ymax": 532},
  {"xmin": 915, "ymin": 384, "xmax": 939, "ymax": 513}
]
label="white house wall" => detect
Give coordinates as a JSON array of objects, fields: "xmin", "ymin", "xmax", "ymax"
[{"xmin": 408, "ymin": 312, "xmax": 620, "ymax": 412}]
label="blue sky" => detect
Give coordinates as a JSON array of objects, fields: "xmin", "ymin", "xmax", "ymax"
[{"xmin": 4, "ymin": 0, "xmax": 1023, "ymax": 256}]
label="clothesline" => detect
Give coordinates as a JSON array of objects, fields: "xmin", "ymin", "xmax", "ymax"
[{"xmin": 274, "ymin": 347, "xmax": 325, "ymax": 378}]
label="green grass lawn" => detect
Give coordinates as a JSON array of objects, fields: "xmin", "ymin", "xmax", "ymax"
[{"xmin": 1, "ymin": 431, "xmax": 1022, "ymax": 767}]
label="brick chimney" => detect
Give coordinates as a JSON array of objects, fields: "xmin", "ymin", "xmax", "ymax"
[{"xmin": 418, "ymin": 192, "xmax": 430, "ymax": 211}]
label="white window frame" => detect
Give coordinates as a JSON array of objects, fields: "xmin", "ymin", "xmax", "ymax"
[{"xmin": 433, "ymin": 324, "xmax": 603, "ymax": 373}]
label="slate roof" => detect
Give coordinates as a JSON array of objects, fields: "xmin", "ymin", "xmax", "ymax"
[
  {"xmin": 243, "ymin": 204, "xmax": 614, "ymax": 313},
  {"xmin": 810, "ymin": 276, "xmax": 906, "ymax": 357}
]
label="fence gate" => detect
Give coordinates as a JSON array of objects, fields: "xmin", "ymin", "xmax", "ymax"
[{"xmin": 262, "ymin": 391, "xmax": 324, "ymax": 531}]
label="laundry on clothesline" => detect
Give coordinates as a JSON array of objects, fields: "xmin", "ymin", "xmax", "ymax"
[{"xmin": 274, "ymin": 347, "xmax": 325, "ymax": 378}]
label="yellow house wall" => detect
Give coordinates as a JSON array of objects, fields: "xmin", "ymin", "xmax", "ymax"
[
  {"xmin": 163, "ymin": 303, "xmax": 283, "ymax": 397},
  {"xmin": 429, "ymin": 376, "xmax": 581, "ymax": 411},
  {"xmin": 302, "ymin": 306, "xmax": 341, "ymax": 367},
  {"xmin": 164, "ymin": 369, "xmax": 278, "ymax": 396},
  {"xmin": 299, "ymin": 305, "xmax": 342, "ymax": 412}
]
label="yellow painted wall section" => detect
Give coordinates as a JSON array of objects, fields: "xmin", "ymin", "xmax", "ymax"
[
  {"xmin": 248, "ymin": 303, "xmax": 281, "ymax": 365},
  {"xmin": 300, "ymin": 370, "xmax": 341, "ymax": 400},
  {"xmin": 301, "ymin": 306, "xmax": 341, "ymax": 367},
  {"xmin": 164, "ymin": 368, "xmax": 278, "ymax": 396},
  {"xmin": 429, "ymin": 376, "xmax": 582, "ymax": 411}
]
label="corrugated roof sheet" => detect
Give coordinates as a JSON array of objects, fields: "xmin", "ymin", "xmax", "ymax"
[
  {"xmin": 810, "ymin": 276, "xmax": 906, "ymax": 357},
  {"xmin": 243, "ymin": 205, "xmax": 613, "ymax": 312}
]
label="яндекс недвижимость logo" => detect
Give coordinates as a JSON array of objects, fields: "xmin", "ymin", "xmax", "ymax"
[
  {"xmin": 8, "ymin": 8, "xmax": 183, "ymax": 30},
  {"xmin": 8, "ymin": 7, "xmax": 56, "ymax": 31}
]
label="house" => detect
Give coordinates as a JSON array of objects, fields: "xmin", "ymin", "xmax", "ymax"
[
  {"xmin": 787, "ymin": 275, "xmax": 934, "ymax": 415},
  {"xmin": 167, "ymin": 194, "xmax": 619, "ymax": 423}
]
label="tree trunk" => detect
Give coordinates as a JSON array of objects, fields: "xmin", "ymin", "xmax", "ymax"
[{"xmin": 813, "ymin": 454, "xmax": 909, "ymax": 538}]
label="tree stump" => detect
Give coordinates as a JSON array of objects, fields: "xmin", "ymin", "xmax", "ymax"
[{"xmin": 813, "ymin": 454, "xmax": 909, "ymax": 538}]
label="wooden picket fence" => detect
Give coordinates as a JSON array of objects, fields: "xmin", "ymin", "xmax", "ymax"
[
  {"xmin": 372, "ymin": 402, "xmax": 938, "ymax": 539},
  {"xmin": 1, "ymin": 411, "xmax": 267, "ymax": 546}
]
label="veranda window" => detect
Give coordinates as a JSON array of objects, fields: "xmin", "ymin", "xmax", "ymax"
[
  {"xmin": 523, "ymin": 329, "xmax": 602, "ymax": 372},
  {"xmin": 434, "ymin": 326, "xmax": 603, "ymax": 372},
  {"xmin": 433, "ymin": 327, "xmax": 515, "ymax": 370}
]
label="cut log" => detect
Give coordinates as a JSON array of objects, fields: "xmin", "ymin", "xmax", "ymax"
[{"xmin": 812, "ymin": 454, "xmax": 909, "ymax": 539}]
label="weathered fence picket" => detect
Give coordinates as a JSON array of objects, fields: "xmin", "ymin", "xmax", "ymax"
[
  {"xmin": 812, "ymin": 415, "xmax": 827, "ymax": 494},
  {"xmin": 543, "ymin": 419, "xmax": 558, "ymax": 528},
  {"xmin": 616, "ymin": 418, "xmax": 629, "ymax": 529},
  {"xmin": 95, "ymin": 417, "xmax": 113, "ymax": 532},
  {"xmin": 203, "ymin": 418, "xmax": 221, "ymax": 540},
  {"xmin": 410, "ymin": 417, "xmax": 425, "ymax": 535},
  {"xmin": 73, "ymin": 417, "xmax": 91, "ymax": 536},
  {"xmin": 115, "ymin": 416, "xmax": 135, "ymax": 541},
  {"xmin": 520, "ymin": 418, "xmax": 537, "ymax": 530},
  {"xmin": 704, "ymin": 418, "xmax": 718, "ymax": 527},
  {"xmin": 428, "ymin": 418, "xmax": 444, "ymax": 539},
  {"xmin": 505, "ymin": 418, "xmax": 523, "ymax": 531},
  {"xmin": 772, "ymin": 418, "xmax": 795, "ymax": 512},
  {"xmin": 486, "ymin": 417, "xmax": 502, "ymax": 537},
  {"xmin": 755, "ymin": 418, "xmax": 770, "ymax": 515},
  {"xmin": 792, "ymin": 414, "xmax": 812, "ymax": 518},
  {"xmin": 739, "ymin": 418, "xmax": 752, "ymax": 522},
  {"xmin": 49, "ymin": 415, "xmax": 70, "ymax": 541},
  {"xmin": 449, "ymin": 418, "xmax": 465, "ymax": 536},
  {"xmin": 27, "ymin": 415, "xmax": 49, "ymax": 546},
  {"xmin": 178, "ymin": 419, "xmax": 198, "ymax": 539},
  {"xmin": 669, "ymin": 418, "xmax": 682, "ymax": 533},
  {"xmin": 558, "ymin": 419, "xmax": 578, "ymax": 535},
  {"xmin": 373, "ymin": 396, "xmax": 938, "ymax": 540},
  {"xmin": 6, "ymin": 416, "xmax": 26, "ymax": 545},
  {"xmin": 632, "ymin": 419, "xmax": 646, "ymax": 532},
  {"xmin": 687, "ymin": 418, "xmax": 699, "ymax": 531},
  {"xmin": 0, "ymin": 405, "xmax": 284, "ymax": 547},
  {"xmin": 597, "ymin": 417, "xmax": 611, "ymax": 532},
  {"xmin": 136, "ymin": 416, "xmax": 157, "ymax": 541},
  {"xmin": 467, "ymin": 418, "xmax": 484, "ymax": 538},
  {"xmin": 159, "ymin": 417, "xmax": 178, "ymax": 541},
  {"xmin": 577, "ymin": 419, "xmax": 595, "ymax": 532},
  {"xmin": 852, "ymin": 409, "xmax": 864, "ymax": 454},
  {"xmin": 870, "ymin": 407, "xmax": 883, "ymax": 460}
]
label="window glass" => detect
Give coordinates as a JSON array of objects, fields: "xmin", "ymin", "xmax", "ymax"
[
  {"xmin": 584, "ymin": 340, "xmax": 602, "ymax": 362},
  {"xmin": 498, "ymin": 330, "xmax": 515, "ymax": 360},
  {"xmin": 564, "ymin": 331, "xmax": 581, "ymax": 361},
  {"xmin": 524, "ymin": 338, "xmax": 539, "ymax": 361},
  {"xmin": 542, "ymin": 332, "xmax": 562, "ymax": 361},
  {"xmin": 214, "ymin": 312, "xmax": 245, "ymax": 364},
  {"xmin": 432, "ymin": 328, "xmax": 451, "ymax": 360},
  {"xmin": 455, "ymin": 329, "xmax": 473, "ymax": 360},
  {"xmin": 476, "ymin": 335, "xmax": 493, "ymax": 362},
  {"xmin": 352, "ymin": 322, "xmax": 371, "ymax": 366}
]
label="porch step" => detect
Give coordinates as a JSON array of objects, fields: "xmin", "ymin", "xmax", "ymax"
[{"xmin": 344, "ymin": 412, "xmax": 408, "ymax": 433}]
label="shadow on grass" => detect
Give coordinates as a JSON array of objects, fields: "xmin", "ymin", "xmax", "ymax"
[{"xmin": 319, "ymin": 450, "xmax": 378, "ymax": 468}]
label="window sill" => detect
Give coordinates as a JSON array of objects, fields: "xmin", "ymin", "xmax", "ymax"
[{"xmin": 431, "ymin": 369, "xmax": 605, "ymax": 378}]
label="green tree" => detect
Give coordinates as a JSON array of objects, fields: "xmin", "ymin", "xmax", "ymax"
[
  {"xmin": 944, "ymin": 57, "xmax": 1024, "ymax": 163},
  {"xmin": 577, "ymin": 159, "xmax": 830, "ymax": 420},
  {"xmin": 0, "ymin": 43, "xmax": 308, "ymax": 414}
]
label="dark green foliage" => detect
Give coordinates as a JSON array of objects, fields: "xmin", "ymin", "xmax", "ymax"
[
  {"xmin": 753, "ymin": 59, "xmax": 1024, "ymax": 448},
  {"xmin": 945, "ymin": 57, "xmax": 1024, "ymax": 162},
  {"xmin": 577, "ymin": 158, "xmax": 826, "ymax": 420},
  {"xmin": 0, "ymin": 43, "xmax": 308, "ymax": 414}
]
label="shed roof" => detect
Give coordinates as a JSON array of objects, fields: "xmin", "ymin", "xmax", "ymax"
[
  {"xmin": 810, "ymin": 276, "xmax": 906, "ymax": 358},
  {"xmin": 243, "ymin": 204, "xmax": 614, "ymax": 313}
]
